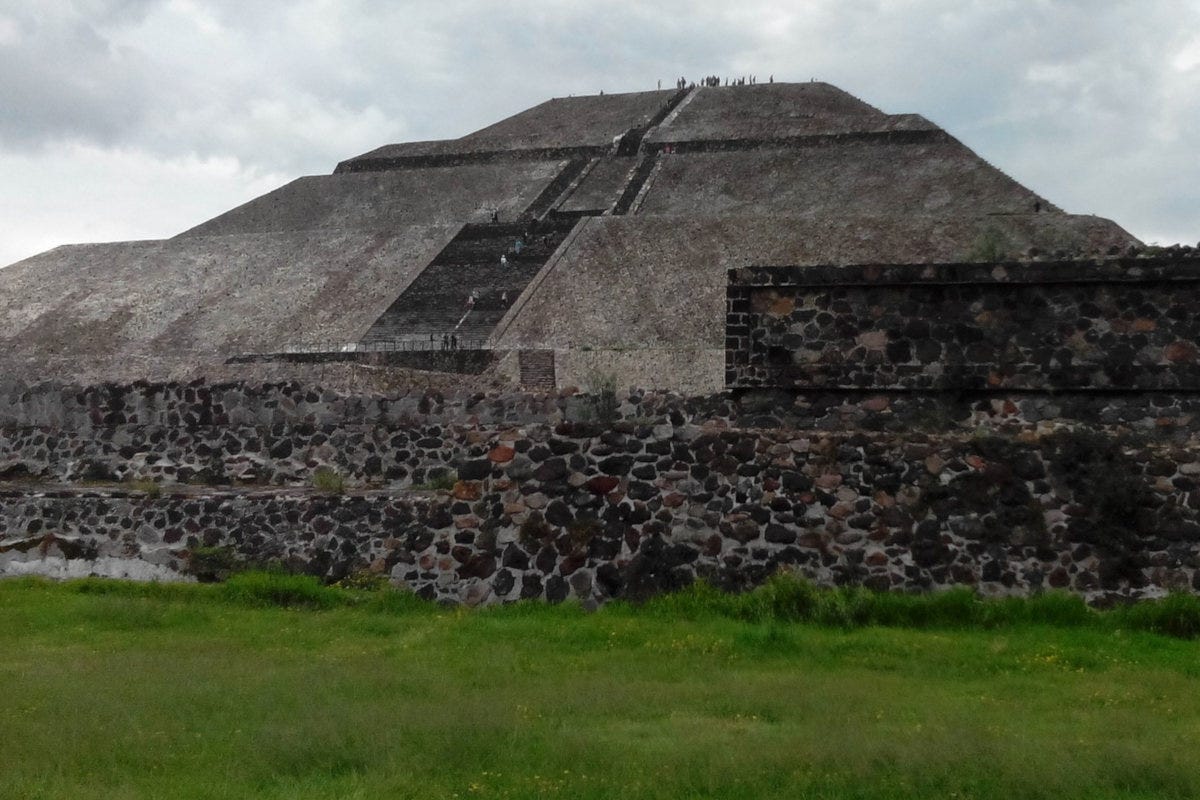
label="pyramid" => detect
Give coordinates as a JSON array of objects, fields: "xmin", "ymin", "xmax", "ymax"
[{"xmin": 0, "ymin": 82, "xmax": 1136, "ymax": 391}]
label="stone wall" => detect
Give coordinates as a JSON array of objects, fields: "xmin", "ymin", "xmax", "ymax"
[
  {"xmin": 727, "ymin": 256, "xmax": 1200, "ymax": 390},
  {"xmin": 2, "ymin": 380, "xmax": 1200, "ymax": 605}
]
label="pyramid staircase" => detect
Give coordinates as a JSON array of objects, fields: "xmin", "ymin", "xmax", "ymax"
[
  {"xmin": 359, "ymin": 217, "xmax": 577, "ymax": 348},
  {"xmin": 357, "ymin": 88, "xmax": 690, "ymax": 355}
]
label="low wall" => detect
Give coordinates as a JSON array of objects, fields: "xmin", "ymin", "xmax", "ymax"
[
  {"xmin": 5, "ymin": 382, "xmax": 1200, "ymax": 489},
  {"xmin": 727, "ymin": 257, "xmax": 1200, "ymax": 390},
  {"xmin": 4, "ymin": 403, "xmax": 1200, "ymax": 604}
]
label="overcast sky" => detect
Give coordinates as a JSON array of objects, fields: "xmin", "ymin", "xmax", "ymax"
[{"xmin": 1, "ymin": 0, "xmax": 1197, "ymax": 267}]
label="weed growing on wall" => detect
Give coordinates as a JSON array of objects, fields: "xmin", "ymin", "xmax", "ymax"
[
  {"xmin": 186, "ymin": 546, "xmax": 246, "ymax": 583},
  {"xmin": 126, "ymin": 478, "xmax": 162, "ymax": 499},
  {"xmin": 312, "ymin": 466, "xmax": 346, "ymax": 494},
  {"xmin": 965, "ymin": 226, "xmax": 1013, "ymax": 262},
  {"xmin": 518, "ymin": 512, "xmax": 554, "ymax": 550},
  {"xmin": 412, "ymin": 470, "xmax": 457, "ymax": 491}
]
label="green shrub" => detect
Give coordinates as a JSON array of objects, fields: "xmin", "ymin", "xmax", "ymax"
[
  {"xmin": 220, "ymin": 571, "xmax": 342, "ymax": 610},
  {"xmin": 312, "ymin": 466, "xmax": 346, "ymax": 494},
  {"xmin": 1116, "ymin": 593, "xmax": 1200, "ymax": 639},
  {"xmin": 923, "ymin": 587, "xmax": 984, "ymax": 627},
  {"xmin": 66, "ymin": 576, "xmax": 202, "ymax": 603},
  {"xmin": 79, "ymin": 460, "xmax": 117, "ymax": 483},
  {"xmin": 1012, "ymin": 592, "xmax": 1099, "ymax": 628},
  {"xmin": 966, "ymin": 227, "xmax": 1012, "ymax": 263},
  {"xmin": 737, "ymin": 572, "xmax": 819, "ymax": 623},
  {"xmin": 186, "ymin": 546, "xmax": 246, "ymax": 583},
  {"xmin": 334, "ymin": 569, "xmax": 390, "ymax": 592},
  {"xmin": 642, "ymin": 579, "xmax": 737, "ymax": 620}
]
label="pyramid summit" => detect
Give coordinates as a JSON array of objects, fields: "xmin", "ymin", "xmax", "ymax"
[{"xmin": 0, "ymin": 81, "xmax": 1136, "ymax": 390}]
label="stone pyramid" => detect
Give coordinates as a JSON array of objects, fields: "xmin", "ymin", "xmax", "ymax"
[{"xmin": 0, "ymin": 82, "xmax": 1135, "ymax": 391}]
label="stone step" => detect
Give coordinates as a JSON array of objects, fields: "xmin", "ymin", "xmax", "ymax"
[
  {"xmin": 519, "ymin": 350, "xmax": 556, "ymax": 390},
  {"xmin": 359, "ymin": 221, "xmax": 575, "ymax": 352}
]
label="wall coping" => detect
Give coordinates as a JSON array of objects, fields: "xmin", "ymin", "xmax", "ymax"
[{"xmin": 728, "ymin": 256, "xmax": 1200, "ymax": 288}]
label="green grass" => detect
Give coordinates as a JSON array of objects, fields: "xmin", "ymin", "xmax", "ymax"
[
  {"xmin": 311, "ymin": 466, "xmax": 346, "ymax": 494},
  {"xmin": 2, "ymin": 576, "xmax": 1199, "ymax": 799}
]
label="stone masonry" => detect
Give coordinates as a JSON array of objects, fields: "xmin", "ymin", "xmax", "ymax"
[{"xmin": 3, "ymin": 379, "xmax": 1200, "ymax": 605}]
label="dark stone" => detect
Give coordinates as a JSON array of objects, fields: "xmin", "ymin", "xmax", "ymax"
[
  {"xmin": 724, "ymin": 520, "xmax": 753, "ymax": 544},
  {"xmin": 598, "ymin": 455, "xmax": 634, "ymax": 475},
  {"xmin": 781, "ymin": 471, "xmax": 812, "ymax": 492},
  {"xmin": 545, "ymin": 574, "xmax": 569, "ymax": 602},
  {"xmin": 548, "ymin": 439, "xmax": 579, "ymax": 455},
  {"xmin": 596, "ymin": 562, "xmax": 623, "ymax": 596},
  {"xmin": 545, "ymin": 500, "xmax": 573, "ymax": 527},
  {"xmin": 535, "ymin": 545, "xmax": 557, "ymax": 574},
  {"xmin": 764, "ymin": 523, "xmax": 796, "ymax": 544},
  {"xmin": 534, "ymin": 458, "xmax": 568, "ymax": 482},
  {"xmin": 627, "ymin": 481, "xmax": 658, "ymax": 501},
  {"xmin": 520, "ymin": 573, "xmax": 543, "ymax": 599},
  {"xmin": 458, "ymin": 459, "xmax": 492, "ymax": 480},
  {"xmin": 492, "ymin": 568, "xmax": 515, "ymax": 596}
]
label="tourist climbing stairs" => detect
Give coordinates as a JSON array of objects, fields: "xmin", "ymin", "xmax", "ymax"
[{"xmin": 359, "ymin": 217, "xmax": 577, "ymax": 348}]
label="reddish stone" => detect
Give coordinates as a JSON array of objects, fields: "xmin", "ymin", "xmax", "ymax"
[
  {"xmin": 814, "ymin": 473, "xmax": 842, "ymax": 490},
  {"xmin": 769, "ymin": 296, "xmax": 796, "ymax": 316},
  {"xmin": 586, "ymin": 475, "xmax": 620, "ymax": 496},
  {"xmin": 454, "ymin": 515, "xmax": 481, "ymax": 529},
  {"xmin": 865, "ymin": 551, "xmax": 889, "ymax": 567},
  {"xmin": 862, "ymin": 396, "xmax": 890, "ymax": 412},
  {"xmin": 662, "ymin": 492, "xmax": 687, "ymax": 508},
  {"xmin": 559, "ymin": 554, "xmax": 586, "ymax": 576},
  {"xmin": 728, "ymin": 519, "xmax": 759, "ymax": 543},
  {"xmin": 452, "ymin": 480, "xmax": 481, "ymax": 500},
  {"xmin": 966, "ymin": 455, "xmax": 986, "ymax": 470},
  {"xmin": 488, "ymin": 446, "xmax": 516, "ymax": 464},
  {"xmin": 798, "ymin": 532, "xmax": 825, "ymax": 549},
  {"xmin": 458, "ymin": 554, "xmax": 496, "ymax": 580},
  {"xmin": 1132, "ymin": 318, "xmax": 1157, "ymax": 332},
  {"xmin": 1048, "ymin": 567, "xmax": 1071, "ymax": 588},
  {"xmin": 1165, "ymin": 341, "xmax": 1198, "ymax": 363}
]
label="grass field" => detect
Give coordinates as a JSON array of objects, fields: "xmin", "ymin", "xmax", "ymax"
[{"xmin": 2, "ymin": 575, "xmax": 1199, "ymax": 799}]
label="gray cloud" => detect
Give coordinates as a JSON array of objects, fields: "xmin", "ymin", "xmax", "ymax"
[{"xmin": 0, "ymin": 0, "xmax": 1195, "ymax": 267}]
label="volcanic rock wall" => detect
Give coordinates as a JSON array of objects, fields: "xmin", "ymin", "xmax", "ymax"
[
  {"xmin": 2, "ymin": 381, "xmax": 1200, "ymax": 604},
  {"xmin": 727, "ymin": 256, "xmax": 1200, "ymax": 390}
]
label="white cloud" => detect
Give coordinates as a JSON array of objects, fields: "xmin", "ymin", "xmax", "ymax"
[
  {"xmin": 0, "ymin": 144, "xmax": 286, "ymax": 267},
  {"xmin": 0, "ymin": 14, "xmax": 18, "ymax": 45}
]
